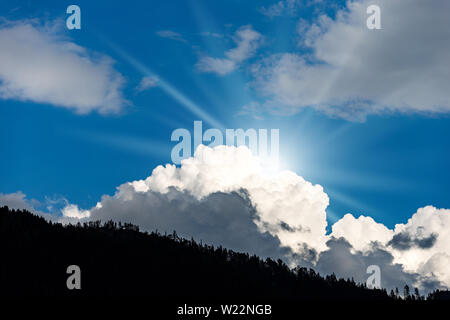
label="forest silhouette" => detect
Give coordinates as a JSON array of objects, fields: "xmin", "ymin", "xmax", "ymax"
[{"xmin": 1, "ymin": 206, "xmax": 449, "ymax": 300}]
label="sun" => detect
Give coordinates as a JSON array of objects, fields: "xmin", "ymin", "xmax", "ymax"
[{"xmin": 259, "ymin": 153, "xmax": 292, "ymax": 176}]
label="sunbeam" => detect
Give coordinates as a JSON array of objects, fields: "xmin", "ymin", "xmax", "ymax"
[
  {"xmin": 326, "ymin": 187, "xmax": 376, "ymax": 217},
  {"xmin": 99, "ymin": 36, "xmax": 225, "ymax": 129}
]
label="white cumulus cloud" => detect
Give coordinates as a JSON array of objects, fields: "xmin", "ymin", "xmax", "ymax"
[
  {"xmin": 85, "ymin": 145, "xmax": 330, "ymax": 255},
  {"xmin": 252, "ymin": 0, "xmax": 450, "ymax": 121},
  {"xmin": 390, "ymin": 206, "xmax": 450, "ymax": 284},
  {"xmin": 331, "ymin": 213, "xmax": 394, "ymax": 252},
  {"xmin": 0, "ymin": 20, "xmax": 127, "ymax": 114},
  {"xmin": 328, "ymin": 206, "xmax": 450, "ymax": 291},
  {"xmin": 61, "ymin": 203, "xmax": 91, "ymax": 219}
]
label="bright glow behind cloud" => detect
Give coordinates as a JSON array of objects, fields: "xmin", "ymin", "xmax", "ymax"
[{"xmin": 128, "ymin": 145, "xmax": 330, "ymax": 253}]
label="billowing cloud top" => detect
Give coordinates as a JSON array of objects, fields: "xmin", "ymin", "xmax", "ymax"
[{"xmin": 96, "ymin": 145, "xmax": 331, "ymax": 254}]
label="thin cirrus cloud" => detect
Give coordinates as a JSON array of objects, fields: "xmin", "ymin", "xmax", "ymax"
[
  {"xmin": 199, "ymin": 32, "xmax": 223, "ymax": 38},
  {"xmin": 156, "ymin": 30, "xmax": 187, "ymax": 43},
  {"xmin": 135, "ymin": 76, "xmax": 159, "ymax": 93},
  {"xmin": 252, "ymin": 0, "xmax": 450, "ymax": 121},
  {"xmin": 196, "ymin": 25, "xmax": 263, "ymax": 76},
  {"xmin": 0, "ymin": 20, "xmax": 127, "ymax": 115},
  {"xmin": 259, "ymin": 0, "xmax": 301, "ymax": 18}
]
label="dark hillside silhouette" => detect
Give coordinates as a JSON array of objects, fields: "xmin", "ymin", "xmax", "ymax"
[{"xmin": 0, "ymin": 206, "xmax": 447, "ymax": 300}]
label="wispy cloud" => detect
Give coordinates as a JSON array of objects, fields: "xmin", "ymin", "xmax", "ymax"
[
  {"xmin": 199, "ymin": 32, "xmax": 223, "ymax": 38},
  {"xmin": 135, "ymin": 76, "xmax": 159, "ymax": 93},
  {"xmin": 259, "ymin": 0, "xmax": 301, "ymax": 18},
  {"xmin": 196, "ymin": 25, "xmax": 262, "ymax": 76},
  {"xmin": 237, "ymin": 101, "xmax": 265, "ymax": 120},
  {"xmin": 156, "ymin": 30, "xmax": 187, "ymax": 43}
]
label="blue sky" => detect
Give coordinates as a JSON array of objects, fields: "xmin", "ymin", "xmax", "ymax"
[{"xmin": 1, "ymin": 0, "xmax": 449, "ymax": 233}]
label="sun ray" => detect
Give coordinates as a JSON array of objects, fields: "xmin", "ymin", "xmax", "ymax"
[{"xmin": 98, "ymin": 36, "xmax": 225, "ymax": 130}]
